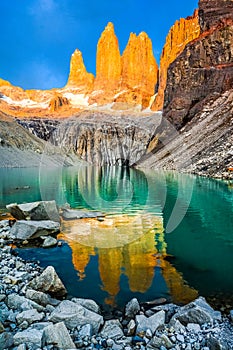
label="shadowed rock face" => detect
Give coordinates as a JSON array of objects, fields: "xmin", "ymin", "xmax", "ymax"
[
  {"xmin": 163, "ymin": 0, "xmax": 233, "ymax": 129},
  {"xmin": 198, "ymin": 0, "xmax": 233, "ymax": 31},
  {"xmin": 50, "ymin": 112, "xmax": 162, "ymax": 166}
]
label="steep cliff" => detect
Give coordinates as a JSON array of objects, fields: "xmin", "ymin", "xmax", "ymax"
[
  {"xmin": 89, "ymin": 22, "xmax": 121, "ymax": 105},
  {"xmin": 163, "ymin": 0, "xmax": 233, "ymax": 128},
  {"xmin": 117, "ymin": 32, "xmax": 158, "ymax": 108},
  {"xmin": 152, "ymin": 10, "xmax": 200, "ymax": 111},
  {"xmin": 66, "ymin": 49, "xmax": 94, "ymax": 92},
  {"xmin": 199, "ymin": 0, "xmax": 233, "ymax": 31},
  {"xmin": 49, "ymin": 111, "xmax": 162, "ymax": 166}
]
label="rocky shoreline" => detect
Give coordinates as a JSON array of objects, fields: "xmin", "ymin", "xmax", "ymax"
[{"xmin": 1, "ymin": 203, "xmax": 233, "ymax": 349}]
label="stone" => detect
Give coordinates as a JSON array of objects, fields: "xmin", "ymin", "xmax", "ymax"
[
  {"xmin": 171, "ymin": 297, "xmax": 221, "ymax": 326},
  {"xmin": 13, "ymin": 328, "xmax": 43, "ymax": 347},
  {"xmin": 207, "ymin": 335, "xmax": 228, "ymax": 350},
  {"xmin": 119, "ymin": 31, "xmax": 158, "ymax": 108},
  {"xmin": 187, "ymin": 323, "xmax": 201, "ymax": 332},
  {"xmin": 177, "ymin": 334, "xmax": 185, "ymax": 343},
  {"xmin": 0, "ymin": 332, "xmax": 14, "ymax": 349},
  {"xmin": 9, "ymin": 220, "xmax": 60, "ymax": 240},
  {"xmin": 48, "ymin": 300, "xmax": 103, "ymax": 333},
  {"xmin": 42, "ymin": 236, "xmax": 57, "ymax": 248},
  {"xmin": 16, "ymin": 309, "xmax": 44, "ymax": 325},
  {"xmin": 125, "ymin": 298, "xmax": 140, "ymax": 318},
  {"xmin": 160, "ymin": 334, "xmax": 174, "ymax": 348},
  {"xmin": 16, "ymin": 344, "xmax": 27, "ymax": 350},
  {"xmin": 42, "ymin": 322, "xmax": 76, "ymax": 349},
  {"xmin": 28, "ymin": 265, "xmax": 67, "ymax": 298},
  {"xmin": 71, "ymin": 297, "xmax": 100, "ymax": 313},
  {"xmin": 49, "ymin": 94, "xmax": 70, "ymax": 112},
  {"xmin": 152, "ymin": 10, "xmax": 200, "ymax": 111},
  {"xmin": 127, "ymin": 319, "xmax": 136, "ymax": 336},
  {"xmin": 91, "ymin": 22, "xmax": 121, "ymax": 104},
  {"xmin": 136, "ymin": 310, "xmax": 165, "ymax": 334},
  {"xmin": 148, "ymin": 335, "xmax": 163, "ymax": 348},
  {"xmin": 66, "ymin": 49, "xmax": 94, "ymax": 92},
  {"xmin": 6, "ymin": 200, "xmax": 60, "ymax": 222},
  {"xmin": 7, "ymin": 294, "xmax": 44, "ymax": 312},
  {"xmin": 100, "ymin": 319, "xmax": 124, "ymax": 339},
  {"xmin": 230, "ymin": 310, "xmax": 233, "ymax": 322},
  {"xmin": 79, "ymin": 324, "xmax": 93, "ymax": 338},
  {"xmin": 0, "ymin": 322, "xmax": 5, "ymax": 333},
  {"xmin": 62, "ymin": 209, "xmax": 104, "ymax": 221},
  {"xmin": 26, "ymin": 288, "xmax": 60, "ymax": 307}
]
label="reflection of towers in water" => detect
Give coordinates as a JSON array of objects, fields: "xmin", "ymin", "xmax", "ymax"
[{"xmin": 61, "ymin": 166, "xmax": 198, "ymax": 306}]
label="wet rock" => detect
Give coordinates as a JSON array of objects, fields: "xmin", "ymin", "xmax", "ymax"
[
  {"xmin": 13, "ymin": 328, "xmax": 43, "ymax": 347},
  {"xmin": 136, "ymin": 310, "xmax": 165, "ymax": 334},
  {"xmin": 48, "ymin": 300, "xmax": 103, "ymax": 333},
  {"xmin": 125, "ymin": 298, "xmax": 140, "ymax": 318},
  {"xmin": 62, "ymin": 209, "xmax": 104, "ymax": 220},
  {"xmin": 25, "ymin": 288, "xmax": 60, "ymax": 307},
  {"xmin": 9, "ymin": 220, "xmax": 60, "ymax": 240},
  {"xmin": 171, "ymin": 297, "xmax": 221, "ymax": 326},
  {"xmin": 42, "ymin": 322, "xmax": 76, "ymax": 349},
  {"xmin": 41, "ymin": 236, "xmax": 57, "ymax": 248},
  {"xmin": 7, "ymin": 294, "xmax": 45, "ymax": 312},
  {"xmin": 100, "ymin": 319, "xmax": 124, "ymax": 339},
  {"xmin": 72, "ymin": 297, "xmax": 100, "ymax": 313},
  {"xmin": 6, "ymin": 200, "xmax": 60, "ymax": 222},
  {"xmin": 16, "ymin": 309, "xmax": 44, "ymax": 325},
  {"xmin": 0, "ymin": 332, "xmax": 14, "ymax": 349},
  {"xmin": 28, "ymin": 265, "xmax": 67, "ymax": 298}
]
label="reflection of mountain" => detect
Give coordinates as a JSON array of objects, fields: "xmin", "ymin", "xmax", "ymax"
[{"xmin": 60, "ymin": 214, "xmax": 197, "ymax": 305}]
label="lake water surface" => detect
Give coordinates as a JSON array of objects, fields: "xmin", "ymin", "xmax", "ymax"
[{"xmin": 0, "ymin": 166, "xmax": 233, "ymax": 311}]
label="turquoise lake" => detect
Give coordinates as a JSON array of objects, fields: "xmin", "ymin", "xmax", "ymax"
[{"xmin": 0, "ymin": 166, "xmax": 233, "ymax": 312}]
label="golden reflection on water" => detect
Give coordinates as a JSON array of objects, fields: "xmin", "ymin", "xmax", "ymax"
[{"xmin": 58, "ymin": 214, "xmax": 197, "ymax": 306}]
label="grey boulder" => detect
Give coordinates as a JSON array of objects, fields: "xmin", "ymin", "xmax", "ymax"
[
  {"xmin": 41, "ymin": 236, "xmax": 57, "ymax": 248},
  {"xmin": 13, "ymin": 328, "xmax": 43, "ymax": 348},
  {"xmin": 136, "ymin": 310, "xmax": 165, "ymax": 334},
  {"xmin": 170, "ymin": 297, "xmax": 222, "ymax": 326},
  {"xmin": 48, "ymin": 300, "xmax": 103, "ymax": 333},
  {"xmin": 7, "ymin": 294, "xmax": 45, "ymax": 312},
  {"xmin": 0, "ymin": 332, "xmax": 14, "ymax": 349},
  {"xmin": 9, "ymin": 220, "xmax": 60, "ymax": 240},
  {"xmin": 26, "ymin": 289, "xmax": 60, "ymax": 307},
  {"xmin": 16, "ymin": 309, "xmax": 44, "ymax": 325},
  {"xmin": 100, "ymin": 319, "xmax": 124, "ymax": 340},
  {"xmin": 62, "ymin": 208, "xmax": 104, "ymax": 220},
  {"xmin": 6, "ymin": 200, "xmax": 60, "ymax": 222},
  {"xmin": 28, "ymin": 266, "xmax": 67, "ymax": 298},
  {"xmin": 71, "ymin": 297, "xmax": 100, "ymax": 313},
  {"xmin": 125, "ymin": 298, "xmax": 140, "ymax": 318},
  {"xmin": 42, "ymin": 322, "xmax": 76, "ymax": 349}
]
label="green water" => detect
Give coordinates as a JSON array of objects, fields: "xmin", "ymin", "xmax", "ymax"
[{"xmin": 0, "ymin": 166, "xmax": 233, "ymax": 310}]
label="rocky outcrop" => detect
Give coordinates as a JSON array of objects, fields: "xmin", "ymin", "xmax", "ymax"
[
  {"xmin": 49, "ymin": 94, "xmax": 70, "ymax": 112},
  {"xmin": 152, "ymin": 10, "xmax": 200, "ymax": 111},
  {"xmin": 117, "ymin": 32, "xmax": 158, "ymax": 108},
  {"xmin": 199, "ymin": 0, "xmax": 233, "ymax": 31},
  {"xmin": 90, "ymin": 22, "xmax": 121, "ymax": 104},
  {"xmin": 50, "ymin": 111, "xmax": 162, "ymax": 166},
  {"xmin": 163, "ymin": 0, "xmax": 233, "ymax": 129},
  {"xmin": 66, "ymin": 49, "xmax": 94, "ymax": 92}
]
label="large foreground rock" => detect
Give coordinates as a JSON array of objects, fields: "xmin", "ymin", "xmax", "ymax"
[
  {"xmin": 26, "ymin": 289, "xmax": 60, "ymax": 307},
  {"xmin": 6, "ymin": 200, "xmax": 60, "ymax": 222},
  {"xmin": 13, "ymin": 328, "xmax": 43, "ymax": 348},
  {"xmin": 7, "ymin": 294, "xmax": 45, "ymax": 312},
  {"xmin": 42, "ymin": 322, "xmax": 76, "ymax": 349},
  {"xmin": 9, "ymin": 220, "xmax": 60, "ymax": 240},
  {"xmin": 48, "ymin": 300, "xmax": 103, "ymax": 333},
  {"xmin": 136, "ymin": 310, "xmax": 165, "ymax": 334},
  {"xmin": 171, "ymin": 297, "xmax": 221, "ymax": 326},
  {"xmin": 28, "ymin": 266, "xmax": 67, "ymax": 298}
]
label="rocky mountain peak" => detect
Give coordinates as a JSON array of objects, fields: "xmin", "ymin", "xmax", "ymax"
[{"xmin": 66, "ymin": 49, "xmax": 94, "ymax": 92}]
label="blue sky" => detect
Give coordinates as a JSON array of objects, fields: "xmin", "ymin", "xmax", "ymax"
[{"xmin": 0, "ymin": 0, "xmax": 198, "ymax": 90}]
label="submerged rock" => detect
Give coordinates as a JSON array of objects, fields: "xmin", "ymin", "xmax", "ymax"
[
  {"xmin": 6, "ymin": 200, "xmax": 60, "ymax": 223},
  {"xmin": 61, "ymin": 208, "xmax": 104, "ymax": 220},
  {"xmin": 9, "ymin": 220, "xmax": 60, "ymax": 241},
  {"xmin": 28, "ymin": 266, "xmax": 67, "ymax": 298}
]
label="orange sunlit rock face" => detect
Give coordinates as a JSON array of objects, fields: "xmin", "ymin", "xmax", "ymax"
[
  {"xmin": 49, "ymin": 94, "xmax": 70, "ymax": 112},
  {"xmin": 117, "ymin": 32, "xmax": 158, "ymax": 108},
  {"xmin": 89, "ymin": 22, "xmax": 121, "ymax": 104},
  {"xmin": 152, "ymin": 10, "xmax": 200, "ymax": 111},
  {"xmin": 66, "ymin": 49, "xmax": 94, "ymax": 92}
]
